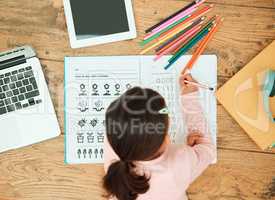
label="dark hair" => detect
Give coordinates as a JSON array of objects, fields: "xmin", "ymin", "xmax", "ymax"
[{"xmin": 103, "ymin": 87, "xmax": 169, "ymax": 200}]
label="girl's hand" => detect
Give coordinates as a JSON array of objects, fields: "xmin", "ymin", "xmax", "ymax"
[
  {"xmin": 187, "ymin": 132, "xmax": 204, "ymax": 147},
  {"xmin": 179, "ymin": 73, "xmax": 198, "ymax": 95}
]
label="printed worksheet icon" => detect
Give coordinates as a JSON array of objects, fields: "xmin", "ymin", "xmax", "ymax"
[
  {"xmin": 92, "ymin": 83, "xmax": 99, "ymax": 96},
  {"xmin": 78, "ymin": 100, "xmax": 89, "ymax": 112},
  {"xmin": 78, "ymin": 119, "xmax": 87, "ymax": 128},
  {"xmin": 79, "ymin": 84, "xmax": 87, "ymax": 96},
  {"xmin": 115, "ymin": 83, "xmax": 121, "ymax": 95},
  {"xmin": 103, "ymin": 84, "xmax": 111, "ymax": 96},
  {"xmin": 93, "ymin": 100, "xmax": 104, "ymax": 112}
]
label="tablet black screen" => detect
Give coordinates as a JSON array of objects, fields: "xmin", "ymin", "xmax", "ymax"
[{"xmin": 70, "ymin": 0, "xmax": 130, "ymax": 40}]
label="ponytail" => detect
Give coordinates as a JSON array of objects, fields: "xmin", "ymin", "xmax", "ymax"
[{"xmin": 103, "ymin": 160, "xmax": 150, "ymax": 200}]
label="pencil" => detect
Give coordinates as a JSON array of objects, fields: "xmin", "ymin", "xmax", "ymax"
[
  {"xmin": 183, "ymin": 17, "xmax": 223, "ymax": 73},
  {"xmin": 159, "ymin": 5, "xmax": 213, "ymax": 40},
  {"xmin": 140, "ymin": 15, "xmax": 191, "ymax": 46},
  {"xmin": 140, "ymin": 4, "xmax": 212, "ymax": 51},
  {"xmin": 145, "ymin": 0, "xmax": 198, "ymax": 33},
  {"xmin": 169, "ymin": 30, "xmax": 198, "ymax": 55},
  {"xmin": 145, "ymin": 4, "xmax": 211, "ymax": 43},
  {"xmin": 184, "ymin": 80, "xmax": 214, "ymax": 91},
  {"xmin": 143, "ymin": 14, "xmax": 190, "ymax": 41},
  {"xmin": 171, "ymin": 15, "xmax": 217, "ymax": 55},
  {"xmin": 156, "ymin": 16, "xmax": 205, "ymax": 53},
  {"xmin": 152, "ymin": 0, "xmax": 206, "ymax": 34},
  {"xmin": 158, "ymin": 16, "xmax": 205, "ymax": 44},
  {"xmin": 156, "ymin": 22, "xmax": 202, "ymax": 55},
  {"xmin": 164, "ymin": 26, "xmax": 211, "ymax": 69},
  {"xmin": 140, "ymin": 20, "xmax": 195, "ymax": 55},
  {"xmin": 169, "ymin": 18, "xmax": 215, "ymax": 62},
  {"xmin": 158, "ymin": 17, "xmax": 201, "ymax": 42},
  {"xmin": 154, "ymin": 24, "xmax": 202, "ymax": 61}
]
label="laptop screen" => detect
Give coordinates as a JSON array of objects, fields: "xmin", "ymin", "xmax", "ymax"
[{"xmin": 69, "ymin": 0, "xmax": 130, "ymax": 40}]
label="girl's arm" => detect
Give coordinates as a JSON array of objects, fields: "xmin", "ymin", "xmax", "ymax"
[{"xmin": 180, "ymin": 74, "xmax": 216, "ymax": 183}]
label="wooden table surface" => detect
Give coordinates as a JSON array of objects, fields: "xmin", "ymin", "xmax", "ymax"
[{"xmin": 0, "ymin": 0, "xmax": 275, "ymax": 200}]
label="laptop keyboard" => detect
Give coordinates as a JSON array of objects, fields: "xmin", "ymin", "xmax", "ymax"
[{"xmin": 0, "ymin": 66, "xmax": 42, "ymax": 115}]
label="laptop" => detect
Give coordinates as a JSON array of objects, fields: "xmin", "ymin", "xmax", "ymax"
[{"xmin": 0, "ymin": 46, "xmax": 60, "ymax": 153}]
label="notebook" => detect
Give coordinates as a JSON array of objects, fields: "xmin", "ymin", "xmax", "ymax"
[
  {"xmin": 216, "ymin": 41, "xmax": 275, "ymax": 150},
  {"xmin": 64, "ymin": 55, "xmax": 217, "ymax": 164}
]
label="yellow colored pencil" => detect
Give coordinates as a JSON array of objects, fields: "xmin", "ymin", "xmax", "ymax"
[{"xmin": 140, "ymin": 21, "xmax": 195, "ymax": 55}]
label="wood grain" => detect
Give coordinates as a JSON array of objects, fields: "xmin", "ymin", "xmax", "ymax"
[
  {"xmin": 206, "ymin": 0, "xmax": 275, "ymax": 8},
  {"xmin": 0, "ymin": 0, "xmax": 274, "ymax": 77},
  {"xmin": 188, "ymin": 148, "xmax": 275, "ymax": 200},
  {"xmin": 0, "ymin": 136, "xmax": 274, "ymax": 200}
]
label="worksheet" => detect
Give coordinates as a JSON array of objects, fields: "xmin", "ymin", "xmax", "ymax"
[{"xmin": 64, "ymin": 55, "xmax": 217, "ymax": 164}]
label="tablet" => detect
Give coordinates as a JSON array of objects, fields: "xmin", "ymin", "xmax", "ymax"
[{"xmin": 63, "ymin": 0, "xmax": 137, "ymax": 48}]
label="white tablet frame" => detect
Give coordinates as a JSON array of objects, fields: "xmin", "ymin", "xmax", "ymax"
[{"xmin": 63, "ymin": 0, "xmax": 137, "ymax": 48}]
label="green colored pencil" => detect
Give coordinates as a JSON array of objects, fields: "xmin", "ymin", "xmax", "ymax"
[
  {"xmin": 139, "ymin": 15, "xmax": 191, "ymax": 46},
  {"xmin": 168, "ymin": 19, "xmax": 215, "ymax": 62},
  {"xmin": 164, "ymin": 27, "xmax": 211, "ymax": 70}
]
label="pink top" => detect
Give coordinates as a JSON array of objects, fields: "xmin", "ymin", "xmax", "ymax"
[{"xmin": 104, "ymin": 92, "xmax": 216, "ymax": 200}]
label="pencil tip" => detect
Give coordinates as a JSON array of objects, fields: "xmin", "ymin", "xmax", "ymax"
[{"xmin": 164, "ymin": 63, "xmax": 172, "ymax": 70}]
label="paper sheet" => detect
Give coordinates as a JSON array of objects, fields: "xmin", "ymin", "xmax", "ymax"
[{"xmin": 64, "ymin": 55, "xmax": 217, "ymax": 164}]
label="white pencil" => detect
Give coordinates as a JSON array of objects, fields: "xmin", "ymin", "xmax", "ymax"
[{"xmin": 184, "ymin": 80, "xmax": 214, "ymax": 91}]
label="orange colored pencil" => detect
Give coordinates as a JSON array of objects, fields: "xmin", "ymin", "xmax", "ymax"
[
  {"xmin": 159, "ymin": 5, "xmax": 213, "ymax": 40},
  {"xmin": 182, "ymin": 17, "xmax": 223, "ymax": 74},
  {"xmin": 172, "ymin": 15, "xmax": 217, "ymax": 54}
]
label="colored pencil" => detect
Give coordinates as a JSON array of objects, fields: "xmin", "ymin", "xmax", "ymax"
[
  {"xmin": 152, "ymin": 0, "xmax": 206, "ymax": 34},
  {"xmin": 155, "ymin": 16, "xmax": 205, "ymax": 53},
  {"xmin": 139, "ymin": 20, "xmax": 196, "ymax": 55},
  {"xmin": 164, "ymin": 26, "xmax": 211, "ymax": 69},
  {"xmin": 170, "ymin": 27, "xmax": 210, "ymax": 62},
  {"xmin": 143, "ymin": 14, "xmax": 190, "ymax": 41},
  {"xmin": 154, "ymin": 24, "xmax": 202, "ymax": 61},
  {"xmin": 146, "ymin": 6, "xmax": 197, "ymax": 41},
  {"xmin": 150, "ymin": 6, "xmax": 198, "ymax": 36},
  {"xmin": 146, "ymin": 5, "xmax": 208, "ymax": 40},
  {"xmin": 145, "ymin": 0, "xmax": 197, "ymax": 33},
  {"xmin": 183, "ymin": 17, "xmax": 223, "ymax": 73},
  {"xmin": 159, "ymin": 5, "xmax": 213, "ymax": 40},
  {"xmin": 157, "ymin": 16, "xmax": 205, "ymax": 43},
  {"xmin": 168, "ymin": 21, "xmax": 214, "ymax": 63},
  {"xmin": 169, "ymin": 17, "xmax": 216, "ymax": 61},
  {"xmin": 144, "ymin": 3, "xmax": 211, "ymax": 43},
  {"xmin": 157, "ymin": 18, "xmax": 199, "ymax": 43},
  {"xmin": 171, "ymin": 15, "xmax": 217, "ymax": 54},
  {"xmin": 140, "ymin": 15, "xmax": 191, "ymax": 46},
  {"xmin": 184, "ymin": 80, "xmax": 214, "ymax": 91}
]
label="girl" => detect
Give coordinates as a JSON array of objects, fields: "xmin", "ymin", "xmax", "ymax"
[{"xmin": 103, "ymin": 74, "xmax": 216, "ymax": 200}]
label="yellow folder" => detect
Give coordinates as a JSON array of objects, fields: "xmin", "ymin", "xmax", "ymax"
[{"xmin": 216, "ymin": 41, "xmax": 275, "ymax": 150}]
